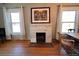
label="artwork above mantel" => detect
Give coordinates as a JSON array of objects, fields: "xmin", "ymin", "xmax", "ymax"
[{"xmin": 31, "ymin": 7, "xmax": 50, "ymax": 24}]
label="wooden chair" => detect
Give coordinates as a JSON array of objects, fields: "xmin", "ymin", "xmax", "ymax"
[{"xmin": 58, "ymin": 32, "xmax": 75, "ymax": 55}]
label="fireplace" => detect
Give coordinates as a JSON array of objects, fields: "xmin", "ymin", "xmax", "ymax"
[{"xmin": 36, "ymin": 32, "xmax": 45, "ymax": 44}]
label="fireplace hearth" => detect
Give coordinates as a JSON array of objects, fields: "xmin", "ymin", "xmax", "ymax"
[{"xmin": 36, "ymin": 32, "xmax": 45, "ymax": 44}]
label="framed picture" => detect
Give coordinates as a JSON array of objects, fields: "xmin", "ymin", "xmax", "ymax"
[{"xmin": 31, "ymin": 7, "xmax": 50, "ymax": 24}]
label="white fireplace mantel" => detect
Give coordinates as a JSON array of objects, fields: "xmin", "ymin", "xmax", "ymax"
[{"xmin": 30, "ymin": 25, "xmax": 52, "ymax": 43}]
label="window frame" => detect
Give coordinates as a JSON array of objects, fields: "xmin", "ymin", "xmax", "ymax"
[
  {"xmin": 9, "ymin": 9, "xmax": 22, "ymax": 34},
  {"xmin": 61, "ymin": 10, "xmax": 76, "ymax": 33}
]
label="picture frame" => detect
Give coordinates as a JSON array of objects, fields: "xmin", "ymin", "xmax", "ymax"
[{"xmin": 31, "ymin": 7, "xmax": 50, "ymax": 24}]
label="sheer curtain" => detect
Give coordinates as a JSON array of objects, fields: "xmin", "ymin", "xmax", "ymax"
[
  {"xmin": 56, "ymin": 5, "xmax": 62, "ymax": 40},
  {"xmin": 3, "ymin": 6, "xmax": 25, "ymax": 40},
  {"xmin": 3, "ymin": 7, "xmax": 11, "ymax": 39}
]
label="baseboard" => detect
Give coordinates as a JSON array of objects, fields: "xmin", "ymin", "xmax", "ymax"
[
  {"xmin": 30, "ymin": 42, "xmax": 52, "ymax": 44},
  {"xmin": 5, "ymin": 39, "xmax": 30, "ymax": 41}
]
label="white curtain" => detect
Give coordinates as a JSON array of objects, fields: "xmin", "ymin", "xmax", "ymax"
[
  {"xmin": 20, "ymin": 6, "xmax": 25, "ymax": 39},
  {"xmin": 3, "ymin": 6, "xmax": 25, "ymax": 40},
  {"xmin": 56, "ymin": 5, "xmax": 62, "ymax": 40},
  {"xmin": 3, "ymin": 7, "xmax": 11, "ymax": 39},
  {"xmin": 75, "ymin": 11, "xmax": 79, "ymax": 33}
]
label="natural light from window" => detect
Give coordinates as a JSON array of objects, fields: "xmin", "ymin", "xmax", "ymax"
[
  {"xmin": 11, "ymin": 12, "xmax": 21, "ymax": 33},
  {"xmin": 61, "ymin": 11, "xmax": 76, "ymax": 33}
]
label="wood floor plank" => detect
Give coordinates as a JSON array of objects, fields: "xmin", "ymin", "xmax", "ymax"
[{"xmin": 0, "ymin": 40, "xmax": 66, "ymax": 56}]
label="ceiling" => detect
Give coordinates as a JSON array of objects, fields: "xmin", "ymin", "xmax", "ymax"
[{"xmin": 0, "ymin": 3, "xmax": 79, "ymax": 8}]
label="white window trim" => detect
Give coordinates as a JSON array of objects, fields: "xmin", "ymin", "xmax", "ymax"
[
  {"xmin": 3, "ymin": 6, "xmax": 25, "ymax": 40},
  {"xmin": 60, "ymin": 10, "xmax": 77, "ymax": 33},
  {"xmin": 8, "ymin": 9, "xmax": 22, "ymax": 35}
]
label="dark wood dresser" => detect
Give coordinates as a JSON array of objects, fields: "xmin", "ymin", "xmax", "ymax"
[{"xmin": 0, "ymin": 28, "xmax": 6, "ymax": 43}]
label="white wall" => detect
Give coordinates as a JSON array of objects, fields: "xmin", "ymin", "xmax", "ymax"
[
  {"xmin": 23, "ymin": 4, "xmax": 58, "ymax": 41},
  {"xmin": 1, "ymin": 3, "xmax": 79, "ymax": 41}
]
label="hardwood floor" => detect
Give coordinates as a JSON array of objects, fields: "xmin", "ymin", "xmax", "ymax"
[{"xmin": 0, "ymin": 40, "xmax": 66, "ymax": 56}]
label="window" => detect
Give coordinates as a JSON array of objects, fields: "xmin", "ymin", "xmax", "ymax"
[
  {"xmin": 11, "ymin": 12, "xmax": 21, "ymax": 33},
  {"xmin": 61, "ymin": 11, "xmax": 76, "ymax": 33}
]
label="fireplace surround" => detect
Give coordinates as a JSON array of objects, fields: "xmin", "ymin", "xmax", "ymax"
[{"xmin": 30, "ymin": 25, "xmax": 52, "ymax": 43}]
